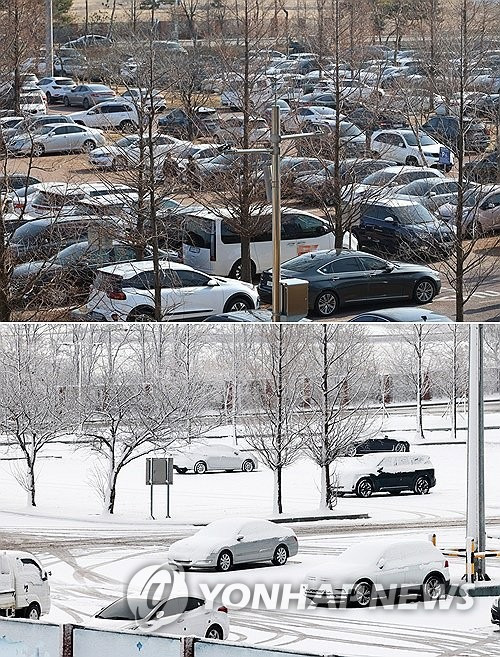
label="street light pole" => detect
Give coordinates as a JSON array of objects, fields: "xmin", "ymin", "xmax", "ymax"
[
  {"xmin": 466, "ymin": 323, "xmax": 488, "ymax": 580},
  {"xmin": 45, "ymin": 0, "xmax": 54, "ymax": 77},
  {"xmin": 271, "ymin": 105, "xmax": 281, "ymax": 323}
]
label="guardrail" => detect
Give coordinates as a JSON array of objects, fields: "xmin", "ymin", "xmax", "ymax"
[
  {"xmin": 431, "ymin": 533, "xmax": 499, "ymax": 583},
  {"xmin": 0, "ymin": 618, "xmax": 341, "ymax": 657}
]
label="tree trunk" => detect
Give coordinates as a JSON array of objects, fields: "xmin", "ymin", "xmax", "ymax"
[
  {"xmin": 28, "ymin": 464, "xmax": 36, "ymax": 507},
  {"xmin": 103, "ymin": 468, "xmax": 119, "ymax": 514},
  {"xmin": 320, "ymin": 462, "xmax": 331, "ymax": 510},
  {"xmin": 240, "ymin": 234, "xmax": 252, "ymax": 282},
  {"xmin": 273, "ymin": 466, "xmax": 283, "ymax": 515}
]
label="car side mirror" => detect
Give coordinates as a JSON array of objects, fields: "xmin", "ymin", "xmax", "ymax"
[
  {"xmin": 384, "ymin": 216, "xmax": 395, "ymax": 222},
  {"xmin": 384, "ymin": 262, "xmax": 394, "ymax": 271},
  {"xmin": 237, "ymin": 535, "xmax": 244, "ymax": 542},
  {"xmin": 377, "ymin": 466, "xmax": 384, "ymax": 473},
  {"xmin": 156, "ymin": 610, "xmax": 165, "ymax": 619},
  {"xmin": 378, "ymin": 558, "xmax": 385, "ymax": 570},
  {"xmin": 206, "ymin": 279, "xmax": 219, "ymax": 287}
]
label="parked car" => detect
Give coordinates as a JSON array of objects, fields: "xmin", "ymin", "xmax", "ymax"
[
  {"xmin": 158, "ymin": 107, "xmax": 217, "ymax": 138},
  {"xmin": 64, "ymin": 34, "xmax": 112, "ymax": 49},
  {"xmin": 120, "ymin": 87, "xmax": 167, "ymax": 111},
  {"xmin": 8, "ymin": 123, "xmax": 105, "ymax": 156},
  {"xmin": 37, "ymin": 76, "xmax": 76, "ymax": 103},
  {"xmin": 422, "ymin": 115, "xmax": 490, "ymax": 153},
  {"xmin": 438, "ymin": 184, "xmax": 500, "ymax": 234},
  {"xmin": 356, "ymin": 166, "xmax": 445, "ymax": 191},
  {"xmin": 392, "ymin": 178, "xmax": 478, "ymax": 212},
  {"xmin": 371, "ymin": 129, "xmax": 454, "ymax": 170},
  {"xmin": 78, "ymin": 261, "xmax": 259, "ymax": 322},
  {"xmin": 25, "ymin": 181, "xmax": 135, "ymax": 217},
  {"xmin": 173, "ymin": 443, "xmax": 258, "ymax": 474},
  {"xmin": 12, "ymin": 241, "xmax": 177, "ymax": 304},
  {"xmin": 19, "ymin": 90, "xmax": 47, "ymax": 115},
  {"xmin": 282, "ymin": 105, "xmax": 340, "ymax": 132},
  {"xmin": 463, "ymin": 151, "xmax": 498, "ymax": 183},
  {"xmin": 53, "ymin": 56, "xmax": 88, "ymax": 78},
  {"xmin": 2, "ymin": 114, "xmax": 77, "ymax": 142},
  {"xmin": 0, "ymin": 173, "xmax": 41, "ymax": 193},
  {"xmin": 88, "ymin": 134, "xmax": 141, "ymax": 169},
  {"xmin": 350, "ymin": 307, "xmax": 452, "ymax": 322},
  {"xmin": 348, "ymin": 106, "xmax": 409, "ymax": 131},
  {"xmin": 258, "ymin": 250, "xmax": 442, "ymax": 317},
  {"xmin": 304, "ymin": 538, "xmax": 449, "ymax": 607},
  {"xmin": 70, "ymin": 100, "xmax": 139, "ymax": 132},
  {"xmin": 63, "ymin": 84, "xmax": 115, "ymax": 109},
  {"xmin": 345, "ymin": 436, "xmax": 410, "ymax": 456},
  {"xmin": 0, "ymin": 550, "xmax": 51, "ymax": 619},
  {"xmin": 492, "ymin": 597, "xmax": 500, "ymax": 626},
  {"xmin": 92, "ymin": 595, "xmax": 229, "ymax": 640},
  {"xmin": 213, "ymin": 114, "xmax": 270, "ymax": 145},
  {"xmin": 167, "ymin": 518, "xmax": 298, "ymax": 571},
  {"xmin": 351, "ymin": 198, "xmax": 455, "ymax": 259},
  {"xmin": 204, "ymin": 309, "xmax": 311, "ymax": 322},
  {"xmin": 333, "ymin": 453, "xmax": 436, "ymax": 497}
]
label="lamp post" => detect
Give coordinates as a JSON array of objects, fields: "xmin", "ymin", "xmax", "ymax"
[{"xmin": 45, "ymin": 0, "xmax": 54, "ymax": 77}]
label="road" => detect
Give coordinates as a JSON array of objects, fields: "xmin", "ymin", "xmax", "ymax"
[{"xmin": 1, "ymin": 520, "xmax": 499, "ymax": 656}]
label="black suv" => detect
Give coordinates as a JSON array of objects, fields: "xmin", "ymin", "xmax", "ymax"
[
  {"xmin": 347, "ymin": 436, "xmax": 410, "ymax": 456},
  {"xmin": 422, "ymin": 115, "xmax": 490, "ymax": 153}
]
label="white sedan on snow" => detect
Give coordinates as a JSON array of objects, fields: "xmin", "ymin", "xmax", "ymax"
[
  {"xmin": 173, "ymin": 443, "xmax": 258, "ymax": 474},
  {"xmin": 92, "ymin": 595, "xmax": 229, "ymax": 640},
  {"xmin": 168, "ymin": 518, "xmax": 299, "ymax": 571},
  {"xmin": 304, "ymin": 538, "xmax": 450, "ymax": 608}
]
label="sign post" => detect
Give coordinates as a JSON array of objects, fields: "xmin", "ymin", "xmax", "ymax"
[{"xmin": 146, "ymin": 457, "xmax": 174, "ymax": 519}]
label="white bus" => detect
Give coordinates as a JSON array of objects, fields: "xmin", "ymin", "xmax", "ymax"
[{"xmin": 181, "ymin": 205, "xmax": 357, "ymax": 278}]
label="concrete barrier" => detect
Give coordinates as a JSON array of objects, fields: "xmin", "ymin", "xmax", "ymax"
[
  {"xmin": 193, "ymin": 639, "xmax": 334, "ymax": 657},
  {"xmin": 72, "ymin": 625, "xmax": 182, "ymax": 657},
  {"xmin": 0, "ymin": 618, "xmax": 61, "ymax": 657}
]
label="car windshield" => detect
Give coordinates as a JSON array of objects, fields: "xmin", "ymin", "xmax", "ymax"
[
  {"xmin": 396, "ymin": 204, "xmax": 434, "ymax": 225},
  {"xmin": 282, "ymin": 253, "xmax": 325, "ymax": 272},
  {"xmin": 20, "ymin": 95, "xmax": 42, "ymax": 104},
  {"xmin": 196, "ymin": 519, "xmax": 243, "ymax": 536},
  {"xmin": 12, "ymin": 222, "xmax": 46, "ymax": 243},
  {"xmin": 338, "ymin": 542, "xmax": 383, "ymax": 565},
  {"xmin": 209, "ymin": 153, "xmax": 239, "ymax": 165},
  {"xmin": 339, "ymin": 122, "xmax": 362, "ymax": 137},
  {"xmin": 35, "ymin": 125, "xmax": 57, "ymax": 135},
  {"xmin": 115, "ymin": 136, "xmax": 137, "ymax": 148},
  {"xmin": 52, "ymin": 243, "xmax": 89, "ymax": 264},
  {"xmin": 362, "ymin": 170, "xmax": 398, "ymax": 186},
  {"xmin": 403, "ymin": 132, "xmax": 436, "ymax": 146},
  {"xmin": 398, "ymin": 179, "xmax": 435, "ymax": 195},
  {"xmin": 96, "ymin": 597, "xmax": 156, "ymax": 621}
]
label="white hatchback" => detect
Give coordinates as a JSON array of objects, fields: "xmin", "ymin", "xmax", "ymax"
[
  {"xmin": 304, "ymin": 539, "xmax": 450, "ymax": 607},
  {"xmin": 82, "ymin": 260, "xmax": 260, "ymax": 321},
  {"xmin": 173, "ymin": 443, "xmax": 258, "ymax": 474}
]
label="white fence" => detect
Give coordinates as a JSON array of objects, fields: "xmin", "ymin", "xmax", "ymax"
[{"xmin": 0, "ymin": 618, "xmax": 340, "ymax": 657}]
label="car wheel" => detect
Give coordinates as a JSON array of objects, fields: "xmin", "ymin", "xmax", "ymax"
[
  {"xmin": 217, "ymin": 550, "xmax": 233, "ymax": 572},
  {"xmin": 205, "ymin": 625, "xmax": 224, "ymax": 640},
  {"xmin": 32, "ymin": 144, "xmax": 45, "ymax": 157},
  {"xmin": 413, "ymin": 278, "xmax": 436, "ymax": 304},
  {"xmin": 82, "ymin": 139, "xmax": 96, "ymax": 153},
  {"xmin": 229, "ymin": 259, "xmax": 256, "ymax": 280},
  {"xmin": 127, "ymin": 307, "xmax": 155, "ymax": 322},
  {"xmin": 63, "ymin": 96, "xmax": 70, "ymax": 107},
  {"xmin": 405, "ymin": 156, "xmax": 420, "ymax": 167},
  {"xmin": 25, "ymin": 603, "xmax": 40, "ymax": 620},
  {"xmin": 194, "ymin": 460, "xmax": 207, "ymax": 474},
  {"xmin": 315, "ymin": 290, "xmax": 339, "ymax": 317},
  {"xmin": 355, "ymin": 478, "xmax": 373, "ymax": 498},
  {"xmin": 83, "ymin": 98, "xmax": 90, "ymax": 109},
  {"xmin": 414, "ymin": 476, "xmax": 430, "ymax": 495},
  {"xmin": 120, "ymin": 120, "xmax": 134, "ymax": 133},
  {"xmin": 223, "ymin": 295, "xmax": 253, "ymax": 313},
  {"xmin": 242, "ymin": 459, "xmax": 255, "ymax": 472},
  {"xmin": 46, "ymin": 92, "xmax": 52, "ymax": 104},
  {"xmin": 422, "ymin": 574, "xmax": 446, "ymax": 601},
  {"xmin": 350, "ymin": 580, "xmax": 373, "ymax": 608},
  {"xmin": 272, "ymin": 544, "xmax": 289, "ymax": 566}
]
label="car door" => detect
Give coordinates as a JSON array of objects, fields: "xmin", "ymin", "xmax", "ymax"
[
  {"xmin": 359, "ymin": 204, "xmax": 397, "ymax": 253},
  {"xmin": 371, "ymin": 132, "xmax": 393, "ymax": 158},
  {"xmin": 373, "ymin": 456, "xmax": 401, "ymax": 491},
  {"xmin": 236, "ymin": 521, "xmax": 268, "ymax": 563},
  {"xmin": 0, "ymin": 556, "xmax": 15, "ymax": 609},
  {"xmin": 42, "ymin": 125, "xmax": 67, "ymax": 152},
  {"xmin": 319, "ymin": 256, "xmax": 372, "ymax": 303},
  {"xmin": 359, "ymin": 253, "xmax": 405, "ymax": 299},
  {"xmin": 164, "ymin": 269, "xmax": 222, "ymax": 319},
  {"xmin": 477, "ymin": 192, "xmax": 500, "ymax": 231},
  {"xmin": 83, "ymin": 106, "xmax": 101, "ymax": 128},
  {"xmin": 64, "ymin": 125, "xmax": 87, "ymax": 150},
  {"xmin": 72, "ymin": 85, "xmax": 86, "ymax": 106},
  {"xmin": 378, "ymin": 544, "xmax": 409, "ymax": 593}
]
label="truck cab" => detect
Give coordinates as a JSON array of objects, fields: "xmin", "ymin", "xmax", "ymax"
[{"xmin": 0, "ymin": 551, "xmax": 51, "ymax": 619}]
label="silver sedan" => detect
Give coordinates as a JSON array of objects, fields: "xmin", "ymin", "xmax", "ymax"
[
  {"xmin": 9, "ymin": 124, "xmax": 106, "ymax": 156},
  {"xmin": 167, "ymin": 517, "xmax": 299, "ymax": 571}
]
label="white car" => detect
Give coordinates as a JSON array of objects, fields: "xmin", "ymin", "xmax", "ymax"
[
  {"xmin": 126, "ymin": 134, "xmax": 194, "ymax": 166},
  {"xmin": 120, "ymin": 87, "xmax": 167, "ymax": 111},
  {"xmin": 371, "ymin": 129, "xmax": 454, "ymax": 170},
  {"xmin": 167, "ymin": 518, "xmax": 299, "ymax": 571},
  {"xmin": 70, "ymin": 100, "xmax": 139, "ymax": 132},
  {"xmin": 213, "ymin": 115, "xmax": 270, "ymax": 145},
  {"xmin": 9, "ymin": 124, "xmax": 106, "ymax": 156},
  {"xmin": 81, "ymin": 261, "xmax": 260, "ymax": 321},
  {"xmin": 88, "ymin": 134, "xmax": 141, "ymax": 169},
  {"xmin": 304, "ymin": 539, "xmax": 450, "ymax": 607},
  {"xmin": 19, "ymin": 90, "xmax": 47, "ymax": 116},
  {"xmin": 173, "ymin": 442, "xmax": 258, "ymax": 474},
  {"xmin": 283, "ymin": 105, "xmax": 343, "ymax": 132},
  {"xmin": 92, "ymin": 595, "xmax": 229, "ymax": 640},
  {"xmin": 37, "ymin": 76, "xmax": 76, "ymax": 103}
]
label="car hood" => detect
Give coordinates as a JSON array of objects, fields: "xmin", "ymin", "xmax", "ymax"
[
  {"xmin": 389, "ymin": 261, "xmax": 441, "ymax": 276},
  {"xmin": 12, "ymin": 260, "xmax": 61, "ymax": 277},
  {"xmin": 168, "ymin": 536, "xmax": 221, "ymax": 560}
]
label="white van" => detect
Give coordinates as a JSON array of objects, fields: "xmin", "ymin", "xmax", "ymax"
[
  {"xmin": 182, "ymin": 205, "xmax": 357, "ymax": 278},
  {"xmin": 0, "ymin": 551, "xmax": 51, "ymax": 619}
]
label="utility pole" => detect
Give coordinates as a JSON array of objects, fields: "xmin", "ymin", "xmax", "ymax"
[
  {"xmin": 45, "ymin": 0, "xmax": 53, "ymax": 76},
  {"xmin": 271, "ymin": 105, "xmax": 281, "ymax": 323},
  {"xmin": 466, "ymin": 323, "xmax": 488, "ymax": 580}
]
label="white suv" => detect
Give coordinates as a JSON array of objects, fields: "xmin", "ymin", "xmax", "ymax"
[
  {"xmin": 80, "ymin": 261, "xmax": 260, "ymax": 321},
  {"xmin": 70, "ymin": 100, "xmax": 139, "ymax": 132}
]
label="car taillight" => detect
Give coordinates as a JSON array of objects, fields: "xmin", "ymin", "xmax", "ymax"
[
  {"xmin": 217, "ymin": 606, "xmax": 228, "ymax": 613},
  {"xmin": 444, "ymin": 560, "xmax": 449, "ymax": 568},
  {"xmin": 107, "ymin": 290, "xmax": 126, "ymax": 300}
]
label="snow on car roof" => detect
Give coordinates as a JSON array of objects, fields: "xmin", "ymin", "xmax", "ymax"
[{"xmin": 97, "ymin": 260, "xmax": 191, "ymax": 277}]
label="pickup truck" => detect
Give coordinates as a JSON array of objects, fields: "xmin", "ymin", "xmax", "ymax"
[{"xmin": 0, "ymin": 551, "xmax": 51, "ymax": 620}]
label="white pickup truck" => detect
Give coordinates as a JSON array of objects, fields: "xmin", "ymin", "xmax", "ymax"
[{"xmin": 0, "ymin": 551, "xmax": 51, "ymax": 620}]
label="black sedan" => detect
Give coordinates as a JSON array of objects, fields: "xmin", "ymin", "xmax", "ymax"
[
  {"xmin": 258, "ymin": 250, "xmax": 442, "ymax": 318},
  {"xmin": 345, "ymin": 436, "xmax": 410, "ymax": 456}
]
